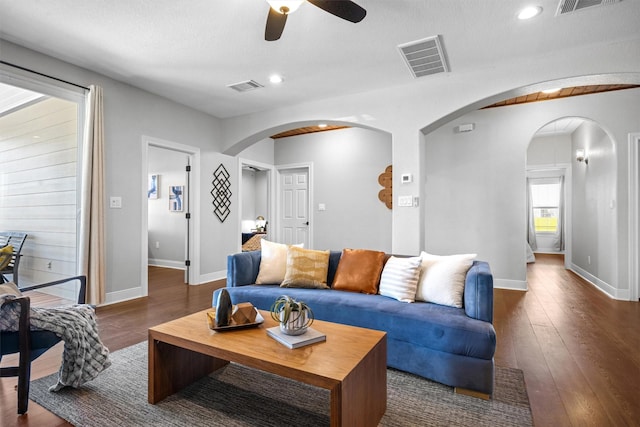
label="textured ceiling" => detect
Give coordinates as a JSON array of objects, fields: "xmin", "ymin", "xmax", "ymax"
[{"xmin": 0, "ymin": 0, "xmax": 639, "ymax": 119}]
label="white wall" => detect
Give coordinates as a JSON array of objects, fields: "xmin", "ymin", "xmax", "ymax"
[
  {"xmin": 3, "ymin": 34, "xmax": 639, "ymax": 302},
  {"xmin": 527, "ymin": 134, "xmax": 572, "ymax": 166},
  {"xmin": 527, "ymin": 133, "xmax": 571, "ymax": 253},
  {"xmin": 0, "ymin": 39, "xmax": 238, "ymax": 303},
  {"xmin": 147, "ymin": 146, "xmax": 187, "ymax": 269},
  {"xmin": 241, "ymin": 169, "xmax": 268, "ymax": 229},
  {"xmin": 219, "ymin": 35, "xmax": 640, "ymax": 261},
  {"xmin": 571, "ymin": 121, "xmax": 618, "ymax": 293},
  {"xmin": 424, "ymin": 88, "xmax": 640, "ymax": 296},
  {"xmin": 274, "ymin": 127, "xmax": 392, "ymax": 251}
]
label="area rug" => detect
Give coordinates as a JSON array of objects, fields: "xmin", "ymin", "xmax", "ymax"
[{"xmin": 30, "ymin": 342, "xmax": 533, "ymax": 426}]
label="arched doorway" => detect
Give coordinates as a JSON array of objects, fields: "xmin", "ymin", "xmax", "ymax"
[{"xmin": 526, "ymin": 117, "xmax": 618, "ymax": 291}]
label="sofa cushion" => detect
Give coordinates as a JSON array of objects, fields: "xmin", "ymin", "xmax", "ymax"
[
  {"xmin": 281, "ymin": 246, "xmax": 330, "ymax": 289},
  {"xmin": 332, "ymin": 249, "xmax": 386, "ymax": 294},
  {"xmin": 378, "ymin": 255, "xmax": 422, "ymax": 302},
  {"xmin": 416, "ymin": 252, "xmax": 476, "ymax": 308},
  {"xmin": 216, "ymin": 285, "xmax": 496, "ymax": 360},
  {"xmin": 255, "ymin": 239, "xmax": 302, "ymax": 285}
]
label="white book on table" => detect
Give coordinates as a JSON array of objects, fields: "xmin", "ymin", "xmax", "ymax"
[{"xmin": 266, "ymin": 326, "xmax": 326, "ymax": 349}]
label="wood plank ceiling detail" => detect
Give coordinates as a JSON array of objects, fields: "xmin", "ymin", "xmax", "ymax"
[
  {"xmin": 271, "ymin": 85, "xmax": 638, "ymax": 138},
  {"xmin": 270, "ymin": 125, "xmax": 350, "ymax": 139},
  {"xmin": 483, "ymin": 84, "xmax": 639, "ymax": 109}
]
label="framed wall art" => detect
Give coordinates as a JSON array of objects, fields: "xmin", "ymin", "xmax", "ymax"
[
  {"xmin": 169, "ymin": 185, "xmax": 184, "ymax": 212},
  {"xmin": 148, "ymin": 174, "xmax": 158, "ymax": 199}
]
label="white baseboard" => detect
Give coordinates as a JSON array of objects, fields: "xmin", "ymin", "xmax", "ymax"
[
  {"xmin": 148, "ymin": 258, "xmax": 185, "ymax": 270},
  {"xmin": 103, "ymin": 287, "xmax": 144, "ymax": 306},
  {"xmin": 493, "ymin": 278, "xmax": 527, "ymax": 291},
  {"xmin": 198, "ymin": 269, "xmax": 227, "ymax": 285},
  {"xmin": 570, "ymin": 264, "xmax": 630, "ymax": 300}
]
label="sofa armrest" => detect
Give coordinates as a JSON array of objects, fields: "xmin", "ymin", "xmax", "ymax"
[
  {"xmin": 226, "ymin": 251, "xmax": 261, "ymax": 287},
  {"xmin": 464, "ymin": 261, "xmax": 494, "ymax": 323}
]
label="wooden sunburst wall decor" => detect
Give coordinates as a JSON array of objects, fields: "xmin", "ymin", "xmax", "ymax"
[{"xmin": 378, "ymin": 165, "xmax": 392, "ymax": 209}]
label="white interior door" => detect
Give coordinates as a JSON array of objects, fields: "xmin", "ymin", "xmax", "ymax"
[{"xmin": 279, "ymin": 167, "xmax": 310, "ymax": 247}]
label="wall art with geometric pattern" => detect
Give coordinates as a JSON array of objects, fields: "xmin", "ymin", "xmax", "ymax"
[{"xmin": 211, "ymin": 164, "xmax": 232, "ymax": 222}]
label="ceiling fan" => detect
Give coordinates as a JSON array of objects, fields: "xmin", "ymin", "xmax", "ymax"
[{"xmin": 265, "ymin": 0, "xmax": 367, "ymax": 41}]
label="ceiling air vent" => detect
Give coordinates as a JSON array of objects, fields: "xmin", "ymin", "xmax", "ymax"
[
  {"xmin": 556, "ymin": 0, "xmax": 621, "ymax": 15},
  {"xmin": 226, "ymin": 80, "xmax": 264, "ymax": 93},
  {"xmin": 397, "ymin": 35, "xmax": 449, "ymax": 79}
]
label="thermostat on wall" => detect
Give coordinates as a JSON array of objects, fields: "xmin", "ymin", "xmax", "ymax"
[{"xmin": 401, "ymin": 173, "xmax": 412, "ymax": 184}]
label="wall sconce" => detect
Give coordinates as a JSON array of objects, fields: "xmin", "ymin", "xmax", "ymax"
[{"xmin": 576, "ymin": 149, "xmax": 588, "ymax": 165}]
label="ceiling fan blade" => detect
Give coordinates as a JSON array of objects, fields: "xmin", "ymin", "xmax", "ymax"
[
  {"xmin": 307, "ymin": 0, "xmax": 366, "ymax": 23},
  {"xmin": 265, "ymin": 7, "xmax": 288, "ymax": 41}
]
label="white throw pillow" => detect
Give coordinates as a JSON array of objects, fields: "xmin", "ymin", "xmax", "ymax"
[
  {"xmin": 255, "ymin": 239, "xmax": 303, "ymax": 284},
  {"xmin": 379, "ymin": 255, "xmax": 423, "ymax": 303},
  {"xmin": 415, "ymin": 251, "xmax": 477, "ymax": 308}
]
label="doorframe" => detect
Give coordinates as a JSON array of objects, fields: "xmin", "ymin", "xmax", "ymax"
[
  {"xmin": 276, "ymin": 162, "xmax": 313, "ymax": 248},
  {"xmin": 141, "ymin": 136, "xmax": 201, "ymax": 294},
  {"xmin": 237, "ymin": 158, "xmax": 275, "ymax": 252},
  {"xmin": 629, "ymin": 133, "xmax": 640, "ymax": 301}
]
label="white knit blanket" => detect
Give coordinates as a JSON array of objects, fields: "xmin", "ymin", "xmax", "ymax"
[{"xmin": 0, "ymin": 294, "xmax": 111, "ymax": 391}]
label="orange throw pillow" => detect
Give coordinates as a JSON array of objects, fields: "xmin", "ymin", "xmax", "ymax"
[{"xmin": 332, "ymin": 249, "xmax": 386, "ymax": 294}]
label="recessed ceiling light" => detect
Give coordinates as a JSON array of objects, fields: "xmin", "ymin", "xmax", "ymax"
[
  {"xmin": 542, "ymin": 88, "xmax": 561, "ymax": 94},
  {"xmin": 318, "ymin": 123, "xmax": 327, "ymax": 128},
  {"xmin": 518, "ymin": 6, "xmax": 542, "ymax": 20},
  {"xmin": 269, "ymin": 75, "xmax": 284, "ymax": 84}
]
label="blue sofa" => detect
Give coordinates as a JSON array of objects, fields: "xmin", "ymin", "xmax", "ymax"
[{"xmin": 216, "ymin": 250, "xmax": 496, "ymax": 395}]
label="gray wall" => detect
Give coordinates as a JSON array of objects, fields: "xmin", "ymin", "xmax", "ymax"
[
  {"xmin": 571, "ymin": 121, "xmax": 617, "ymax": 288},
  {"xmin": 3, "ymin": 36, "xmax": 638, "ymax": 301},
  {"xmin": 0, "ymin": 39, "xmax": 239, "ymax": 302},
  {"xmin": 274, "ymin": 127, "xmax": 392, "ymax": 252},
  {"xmin": 241, "ymin": 169, "xmax": 268, "ymax": 231},
  {"xmin": 527, "ymin": 132, "xmax": 572, "ymax": 253},
  {"xmin": 425, "ymin": 88, "xmax": 639, "ymax": 296},
  {"xmin": 527, "ymin": 134, "xmax": 572, "ymax": 166},
  {"xmin": 147, "ymin": 146, "xmax": 187, "ymax": 268}
]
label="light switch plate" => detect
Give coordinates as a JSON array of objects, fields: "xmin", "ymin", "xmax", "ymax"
[{"xmin": 398, "ymin": 196, "xmax": 413, "ymax": 207}]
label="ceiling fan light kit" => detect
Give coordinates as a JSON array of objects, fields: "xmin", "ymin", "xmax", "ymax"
[
  {"xmin": 265, "ymin": 0, "xmax": 366, "ymax": 41},
  {"xmin": 267, "ymin": 1, "xmax": 304, "ymax": 14}
]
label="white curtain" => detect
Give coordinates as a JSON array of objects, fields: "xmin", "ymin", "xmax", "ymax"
[
  {"xmin": 79, "ymin": 85, "xmax": 106, "ymax": 305},
  {"xmin": 552, "ymin": 175, "xmax": 565, "ymax": 252},
  {"xmin": 526, "ymin": 178, "xmax": 538, "ymax": 251}
]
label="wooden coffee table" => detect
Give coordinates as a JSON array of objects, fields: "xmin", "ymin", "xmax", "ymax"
[{"xmin": 148, "ymin": 309, "xmax": 387, "ymax": 427}]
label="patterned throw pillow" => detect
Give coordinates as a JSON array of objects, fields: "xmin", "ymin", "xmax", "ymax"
[
  {"xmin": 0, "ymin": 245, "xmax": 13, "ymax": 270},
  {"xmin": 332, "ymin": 249, "xmax": 386, "ymax": 294},
  {"xmin": 379, "ymin": 255, "xmax": 423, "ymax": 302},
  {"xmin": 255, "ymin": 239, "xmax": 303, "ymax": 284},
  {"xmin": 281, "ymin": 246, "xmax": 330, "ymax": 289},
  {"xmin": 415, "ymin": 251, "xmax": 476, "ymax": 308}
]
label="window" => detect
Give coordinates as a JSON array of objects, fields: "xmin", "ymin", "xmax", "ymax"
[
  {"xmin": 0, "ymin": 75, "xmax": 84, "ymax": 290},
  {"xmin": 531, "ymin": 181, "xmax": 561, "ymax": 233}
]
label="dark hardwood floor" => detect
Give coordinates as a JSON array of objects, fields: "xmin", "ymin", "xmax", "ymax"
[{"xmin": 2, "ymin": 258, "xmax": 639, "ymax": 426}]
